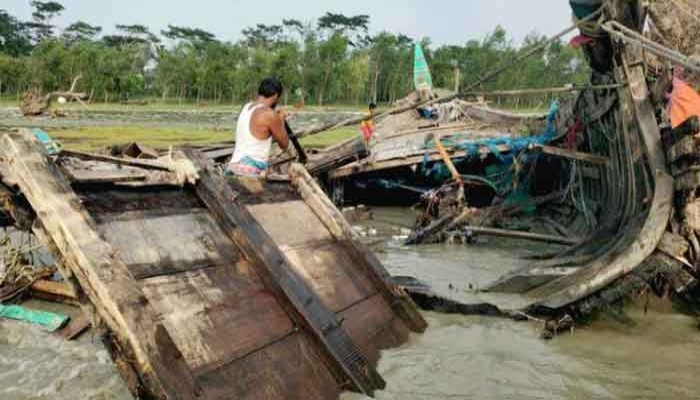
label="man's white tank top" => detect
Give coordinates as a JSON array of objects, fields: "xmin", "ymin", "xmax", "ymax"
[{"xmin": 230, "ymin": 102, "xmax": 272, "ymax": 165}]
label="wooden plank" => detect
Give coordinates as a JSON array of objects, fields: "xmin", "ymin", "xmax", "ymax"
[
  {"xmin": 284, "ymin": 242, "xmax": 375, "ymax": 313},
  {"xmin": 289, "ymin": 164, "xmax": 427, "ymax": 333},
  {"xmin": 0, "ymin": 130, "xmax": 198, "ymax": 399},
  {"xmin": 64, "ymin": 169, "xmax": 148, "ymax": 184},
  {"xmin": 96, "ymin": 210, "xmax": 238, "ymax": 279},
  {"xmin": 328, "ymin": 139, "xmax": 515, "ymax": 179},
  {"xmin": 534, "ymin": 144, "xmax": 610, "ymax": 165},
  {"xmin": 338, "ymin": 294, "xmax": 409, "ymax": 366},
  {"xmin": 462, "ymin": 226, "xmax": 580, "ymax": 246},
  {"xmin": 30, "ymin": 279, "xmax": 79, "ymax": 305},
  {"xmin": 666, "ymin": 135, "xmax": 700, "ymax": 164},
  {"xmin": 247, "ymin": 201, "xmax": 333, "ymax": 248},
  {"xmin": 60, "ymin": 149, "xmax": 171, "ymax": 171},
  {"xmin": 141, "ymin": 262, "xmax": 294, "ymax": 375},
  {"xmin": 56, "ymin": 312, "xmax": 91, "ymax": 340},
  {"xmin": 198, "ymin": 333, "xmax": 341, "ymax": 400},
  {"xmin": 185, "ymin": 149, "xmax": 386, "ymax": 396},
  {"xmin": 682, "ymin": 200, "xmax": 700, "ymax": 231}
]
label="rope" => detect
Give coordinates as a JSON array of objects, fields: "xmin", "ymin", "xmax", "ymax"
[
  {"xmin": 298, "ymin": 6, "xmax": 605, "ymax": 139},
  {"xmin": 602, "ymin": 20, "xmax": 700, "ymax": 72},
  {"xmin": 0, "ymin": 232, "xmax": 40, "ymax": 288}
]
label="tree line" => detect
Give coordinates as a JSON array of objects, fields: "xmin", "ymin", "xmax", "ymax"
[{"xmin": 0, "ymin": 1, "xmax": 590, "ymax": 106}]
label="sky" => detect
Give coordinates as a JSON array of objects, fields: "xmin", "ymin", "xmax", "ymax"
[{"xmin": 4, "ymin": 0, "xmax": 573, "ymax": 46}]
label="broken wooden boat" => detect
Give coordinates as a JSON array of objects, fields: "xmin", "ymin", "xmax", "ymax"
[
  {"xmin": 313, "ymin": 100, "xmax": 555, "ymax": 206},
  {"xmin": 0, "ymin": 129, "xmax": 426, "ymax": 400},
  {"xmin": 329, "ymin": 0, "xmax": 697, "ymax": 321},
  {"xmin": 475, "ymin": 0, "xmax": 689, "ymax": 316}
]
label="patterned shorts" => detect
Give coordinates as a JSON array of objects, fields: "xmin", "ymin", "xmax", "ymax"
[{"xmin": 226, "ymin": 156, "xmax": 268, "ymax": 177}]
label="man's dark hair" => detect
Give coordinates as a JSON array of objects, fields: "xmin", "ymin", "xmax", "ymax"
[
  {"xmin": 369, "ymin": 102, "xmax": 377, "ymax": 110},
  {"xmin": 258, "ymin": 77, "xmax": 284, "ymax": 98}
]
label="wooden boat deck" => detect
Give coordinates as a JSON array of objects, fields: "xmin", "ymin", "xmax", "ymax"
[{"xmin": 0, "ymin": 130, "xmax": 426, "ymax": 400}]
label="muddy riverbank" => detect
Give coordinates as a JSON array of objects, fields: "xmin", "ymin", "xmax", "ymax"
[
  {"xmin": 0, "ymin": 107, "xmax": 362, "ymax": 131},
  {"xmin": 1, "ymin": 207, "xmax": 699, "ymax": 400}
]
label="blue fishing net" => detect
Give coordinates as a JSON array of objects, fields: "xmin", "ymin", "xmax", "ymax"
[{"xmin": 419, "ymin": 101, "xmax": 560, "ymax": 209}]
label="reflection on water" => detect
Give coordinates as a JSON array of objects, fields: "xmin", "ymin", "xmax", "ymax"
[{"xmin": 1, "ymin": 207, "xmax": 699, "ymax": 400}]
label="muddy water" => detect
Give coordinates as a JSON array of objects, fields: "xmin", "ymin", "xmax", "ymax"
[{"xmin": 2, "ymin": 207, "xmax": 700, "ymax": 399}]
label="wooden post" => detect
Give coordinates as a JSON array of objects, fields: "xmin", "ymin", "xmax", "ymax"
[
  {"xmin": 184, "ymin": 149, "xmax": 386, "ymax": 395},
  {"xmin": 1, "ymin": 130, "xmax": 199, "ymax": 399}
]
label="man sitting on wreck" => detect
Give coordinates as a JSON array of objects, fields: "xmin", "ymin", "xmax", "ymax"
[{"xmin": 227, "ymin": 77, "xmax": 290, "ymax": 177}]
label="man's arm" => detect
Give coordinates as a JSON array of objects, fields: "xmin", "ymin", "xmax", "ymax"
[{"xmin": 266, "ymin": 109, "xmax": 290, "ymax": 150}]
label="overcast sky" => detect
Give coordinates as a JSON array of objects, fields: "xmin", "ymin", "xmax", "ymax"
[{"xmin": 4, "ymin": 0, "xmax": 573, "ymax": 46}]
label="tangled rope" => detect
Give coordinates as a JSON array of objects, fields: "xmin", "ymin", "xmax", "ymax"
[{"xmin": 0, "ymin": 232, "xmax": 45, "ymax": 295}]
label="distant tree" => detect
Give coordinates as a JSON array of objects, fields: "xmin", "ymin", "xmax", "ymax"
[
  {"xmin": 25, "ymin": 1, "xmax": 64, "ymax": 43},
  {"xmin": 317, "ymin": 12, "xmax": 370, "ymax": 47},
  {"xmin": 0, "ymin": 9, "xmax": 32, "ymax": 56},
  {"xmin": 62, "ymin": 21, "xmax": 102, "ymax": 43},
  {"xmin": 103, "ymin": 24, "xmax": 159, "ymax": 47},
  {"xmin": 241, "ymin": 24, "xmax": 283, "ymax": 48},
  {"xmin": 162, "ymin": 25, "xmax": 216, "ymax": 44}
]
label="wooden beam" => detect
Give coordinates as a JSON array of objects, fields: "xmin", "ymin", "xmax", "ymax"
[
  {"xmin": 463, "ymin": 84, "xmax": 625, "ymax": 97},
  {"xmin": 56, "ymin": 312, "xmax": 92, "ymax": 340},
  {"xmin": 184, "ymin": 149, "xmax": 386, "ymax": 396},
  {"xmin": 432, "ymin": 133, "xmax": 463, "ymax": 183},
  {"xmin": 60, "ymin": 150, "xmax": 171, "ymax": 171},
  {"xmin": 0, "ymin": 130, "xmax": 198, "ymax": 399},
  {"xmin": 460, "ymin": 226, "xmax": 580, "ymax": 246},
  {"xmin": 30, "ymin": 279, "xmax": 79, "ymax": 305},
  {"xmin": 532, "ymin": 144, "xmax": 610, "ymax": 165},
  {"xmin": 329, "ymin": 143, "xmax": 510, "ymax": 179}
]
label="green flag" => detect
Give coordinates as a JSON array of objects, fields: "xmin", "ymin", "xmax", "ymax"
[{"xmin": 413, "ymin": 43, "xmax": 433, "ymax": 92}]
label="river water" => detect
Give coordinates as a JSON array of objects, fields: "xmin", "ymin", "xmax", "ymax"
[{"xmin": 1, "ymin": 207, "xmax": 699, "ymax": 400}]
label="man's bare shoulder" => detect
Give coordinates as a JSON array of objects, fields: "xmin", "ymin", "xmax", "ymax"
[{"xmin": 251, "ymin": 105, "xmax": 276, "ymax": 122}]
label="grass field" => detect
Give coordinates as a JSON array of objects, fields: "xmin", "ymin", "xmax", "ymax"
[
  {"xmin": 49, "ymin": 125, "xmax": 359, "ymax": 152},
  {"xmin": 0, "ymin": 98, "xmax": 368, "ymax": 113}
]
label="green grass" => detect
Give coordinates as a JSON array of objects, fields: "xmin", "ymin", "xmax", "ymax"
[
  {"xmin": 49, "ymin": 125, "xmax": 358, "ymax": 152},
  {"xmin": 300, "ymin": 127, "xmax": 357, "ymax": 148},
  {"xmin": 0, "ymin": 97, "xmax": 368, "ymax": 113}
]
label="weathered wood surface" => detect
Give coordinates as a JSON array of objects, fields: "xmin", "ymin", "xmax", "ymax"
[
  {"xmin": 484, "ymin": 33, "xmax": 673, "ymax": 313},
  {"xmin": 186, "ymin": 149, "xmax": 387, "ymax": 395},
  {"xmin": 56, "ymin": 312, "xmax": 91, "ymax": 340},
  {"xmin": 0, "ymin": 130, "xmax": 198, "ymax": 398},
  {"xmin": 460, "ymin": 226, "xmax": 580, "ymax": 246},
  {"xmin": 60, "ymin": 149, "xmax": 171, "ymax": 171},
  {"xmin": 87, "ymin": 173, "xmax": 373, "ymax": 397},
  {"xmin": 1, "ymin": 130, "xmax": 425, "ymax": 399},
  {"xmin": 289, "ymin": 164, "xmax": 427, "ymax": 333},
  {"xmin": 526, "ymin": 33, "xmax": 674, "ymax": 311},
  {"xmin": 96, "ymin": 210, "xmax": 239, "ymax": 280},
  {"xmin": 533, "ymin": 144, "xmax": 610, "ymax": 165}
]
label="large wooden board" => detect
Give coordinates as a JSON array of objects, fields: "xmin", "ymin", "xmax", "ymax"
[
  {"xmin": 248, "ymin": 201, "xmax": 333, "ymax": 249},
  {"xmin": 197, "ymin": 333, "xmax": 342, "ymax": 400},
  {"xmin": 97, "ymin": 210, "xmax": 238, "ymax": 279},
  {"xmin": 141, "ymin": 262, "xmax": 294, "ymax": 375},
  {"xmin": 284, "ymin": 241, "xmax": 376, "ymax": 312}
]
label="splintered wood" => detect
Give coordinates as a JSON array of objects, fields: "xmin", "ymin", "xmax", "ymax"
[{"xmin": 0, "ymin": 129, "xmax": 425, "ymax": 400}]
